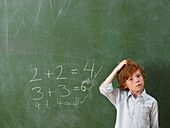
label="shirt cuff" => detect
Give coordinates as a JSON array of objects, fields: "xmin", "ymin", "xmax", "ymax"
[{"xmin": 99, "ymin": 82, "xmax": 113, "ymax": 93}]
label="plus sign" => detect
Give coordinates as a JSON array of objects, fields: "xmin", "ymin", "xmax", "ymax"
[
  {"xmin": 45, "ymin": 100, "xmax": 49, "ymax": 108},
  {"xmin": 45, "ymin": 70, "xmax": 54, "ymax": 78},
  {"xmin": 47, "ymin": 88, "xmax": 56, "ymax": 97}
]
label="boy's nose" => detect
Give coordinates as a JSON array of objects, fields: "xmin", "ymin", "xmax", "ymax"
[{"xmin": 135, "ymin": 78, "xmax": 139, "ymax": 83}]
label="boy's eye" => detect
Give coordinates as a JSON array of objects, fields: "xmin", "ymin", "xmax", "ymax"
[
  {"xmin": 129, "ymin": 78, "xmax": 133, "ymax": 81},
  {"xmin": 137, "ymin": 75, "xmax": 141, "ymax": 77}
]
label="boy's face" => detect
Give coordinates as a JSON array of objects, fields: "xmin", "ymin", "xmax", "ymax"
[{"xmin": 125, "ymin": 70, "xmax": 144, "ymax": 94}]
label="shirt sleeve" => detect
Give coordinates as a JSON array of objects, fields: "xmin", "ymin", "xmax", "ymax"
[
  {"xmin": 99, "ymin": 82, "xmax": 122, "ymax": 107},
  {"xmin": 150, "ymin": 100, "xmax": 159, "ymax": 128}
]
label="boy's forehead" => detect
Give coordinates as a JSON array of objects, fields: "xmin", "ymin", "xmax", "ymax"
[
  {"xmin": 134, "ymin": 70, "xmax": 141, "ymax": 74},
  {"xmin": 129, "ymin": 70, "xmax": 141, "ymax": 77}
]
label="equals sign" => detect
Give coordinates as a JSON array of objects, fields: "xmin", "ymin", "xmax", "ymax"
[
  {"xmin": 73, "ymin": 87, "xmax": 80, "ymax": 91},
  {"xmin": 71, "ymin": 69, "xmax": 78, "ymax": 74}
]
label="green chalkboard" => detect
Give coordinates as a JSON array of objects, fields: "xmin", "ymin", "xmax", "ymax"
[{"xmin": 0, "ymin": 0, "xmax": 170, "ymax": 127}]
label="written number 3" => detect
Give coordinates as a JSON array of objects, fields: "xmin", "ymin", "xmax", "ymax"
[{"xmin": 32, "ymin": 85, "xmax": 71, "ymax": 100}]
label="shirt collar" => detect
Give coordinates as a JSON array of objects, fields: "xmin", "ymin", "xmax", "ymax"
[
  {"xmin": 141, "ymin": 89, "xmax": 147, "ymax": 101},
  {"xmin": 127, "ymin": 89, "xmax": 147, "ymax": 101},
  {"xmin": 127, "ymin": 90, "xmax": 132, "ymax": 98},
  {"xmin": 127, "ymin": 91, "xmax": 132, "ymax": 101}
]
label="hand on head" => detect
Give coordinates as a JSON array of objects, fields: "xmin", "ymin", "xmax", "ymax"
[{"xmin": 115, "ymin": 59, "xmax": 128, "ymax": 72}]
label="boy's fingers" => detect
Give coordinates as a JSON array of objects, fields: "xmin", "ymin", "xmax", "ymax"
[{"xmin": 121, "ymin": 60, "xmax": 127, "ymax": 64}]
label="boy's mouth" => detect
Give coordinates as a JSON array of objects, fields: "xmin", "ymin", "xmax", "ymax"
[{"xmin": 136, "ymin": 84, "xmax": 141, "ymax": 87}]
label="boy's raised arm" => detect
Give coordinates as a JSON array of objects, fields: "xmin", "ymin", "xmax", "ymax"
[{"xmin": 101, "ymin": 60, "xmax": 127, "ymax": 88}]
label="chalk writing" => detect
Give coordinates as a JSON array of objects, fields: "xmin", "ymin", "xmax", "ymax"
[
  {"xmin": 84, "ymin": 62, "xmax": 94, "ymax": 78},
  {"xmin": 32, "ymin": 87, "xmax": 44, "ymax": 100},
  {"xmin": 28, "ymin": 62, "xmax": 103, "ymax": 110},
  {"xmin": 47, "ymin": 88, "xmax": 56, "ymax": 97},
  {"xmin": 58, "ymin": 85, "xmax": 70, "ymax": 97},
  {"xmin": 45, "ymin": 70, "xmax": 54, "ymax": 78},
  {"xmin": 30, "ymin": 68, "xmax": 42, "ymax": 82},
  {"xmin": 71, "ymin": 69, "xmax": 78, "ymax": 74},
  {"xmin": 55, "ymin": 65, "xmax": 66, "ymax": 80}
]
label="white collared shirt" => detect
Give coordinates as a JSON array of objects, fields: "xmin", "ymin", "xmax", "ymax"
[{"xmin": 99, "ymin": 83, "xmax": 159, "ymax": 128}]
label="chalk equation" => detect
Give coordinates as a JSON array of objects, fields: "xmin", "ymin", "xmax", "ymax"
[{"xmin": 28, "ymin": 62, "xmax": 103, "ymax": 110}]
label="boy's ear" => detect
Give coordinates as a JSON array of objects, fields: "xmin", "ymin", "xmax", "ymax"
[{"xmin": 124, "ymin": 84, "xmax": 128, "ymax": 90}]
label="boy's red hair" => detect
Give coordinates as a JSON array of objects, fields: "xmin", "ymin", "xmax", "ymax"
[{"xmin": 117, "ymin": 59, "xmax": 146, "ymax": 91}]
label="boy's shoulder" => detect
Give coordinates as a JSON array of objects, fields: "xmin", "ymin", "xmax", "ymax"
[{"xmin": 143, "ymin": 90, "xmax": 158, "ymax": 104}]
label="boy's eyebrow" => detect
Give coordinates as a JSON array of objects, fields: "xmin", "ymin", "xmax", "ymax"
[
  {"xmin": 127, "ymin": 77, "xmax": 132, "ymax": 80},
  {"xmin": 136, "ymin": 72, "xmax": 141, "ymax": 75}
]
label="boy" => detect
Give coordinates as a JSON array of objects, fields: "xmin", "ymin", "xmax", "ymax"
[{"xmin": 99, "ymin": 59, "xmax": 159, "ymax": 128}]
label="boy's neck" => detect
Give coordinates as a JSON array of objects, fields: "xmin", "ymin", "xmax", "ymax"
[{"xmin": 131, "ymin": 89, "xmax": 144, "ymax": 98}]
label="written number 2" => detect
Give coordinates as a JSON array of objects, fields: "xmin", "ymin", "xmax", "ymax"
[{"xmin": 30, "ymin": 66, "xmax": 66, "ymax": 82}]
